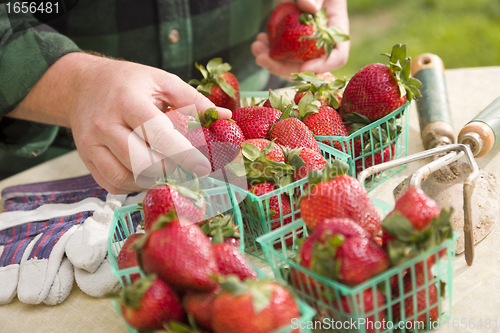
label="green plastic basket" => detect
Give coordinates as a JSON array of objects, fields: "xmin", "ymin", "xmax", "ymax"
[
  {"xmin": 256, "ymin": 200, "xmax": 458, "ymax": 333},
  {"xmin": 315, "ymin": 102, "xmax": 411, "ymax": 191},
  {"xmin": 229, "ymin": 142, "xmax": 350, "ymax": 262},
  {"xmin": 107, "ymin": 189, "xmax": 317, "ymax": 333},
  {"xmin": 240, "ymin": 92, "xmax": 410, "ymax": 191}
]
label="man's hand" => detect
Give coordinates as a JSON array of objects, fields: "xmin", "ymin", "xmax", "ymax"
[
  {"xmin": 251, "ymin": 0, "xmax": 350, "ymax": 79},
  {"xmin": 8, "ymin": 53, "xmax": 231, "ymax": 194}
]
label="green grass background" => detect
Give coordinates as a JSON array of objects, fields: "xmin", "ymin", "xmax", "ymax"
[{"xmin": 334, "ymin": 0, "xmax": 500, "ymax": 78}]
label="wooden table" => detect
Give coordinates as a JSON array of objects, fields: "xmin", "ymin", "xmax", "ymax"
[{"xmin": 1, "ymin": 66, "xmax": 500, "ymax": 332}]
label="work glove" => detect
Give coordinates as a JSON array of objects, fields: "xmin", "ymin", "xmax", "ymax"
[{"xmin": 0, "ymin": 175, "xmax": 142, "ymax": 304}]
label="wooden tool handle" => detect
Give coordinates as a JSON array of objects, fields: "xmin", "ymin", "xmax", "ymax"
[
  {"xmin": 458, "ymin": 97, "xmax": 500, "ymax": 157},
  {"xmin": 412, "ymin": 54, "xmax": 455, "ymax": 149}
]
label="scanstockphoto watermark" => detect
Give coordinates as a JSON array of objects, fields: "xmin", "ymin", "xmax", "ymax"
[{"xmin": 290, "ymin": 318, "xmax": 438, "ymax": 331}]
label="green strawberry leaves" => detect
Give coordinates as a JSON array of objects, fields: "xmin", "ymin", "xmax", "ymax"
[
  {"xmin": 189, "ymin": 58, "xmax": 236, "ymax": 98},
  {"xmin": 239, "ymin": 141, "xmax": 295, "ymax": 188},
  {"xmin": 307, "ymin": 160, "xmax": 350, "ymax": 188},
  {"xmin": 381, "ymin": 208, "xmax": 454, "ymax": 266},
  {"xmin": 297, "ymin": 91, "xmax": 321, "ymax": 119},
  {"xmin": 199, "ymin": 213, "xmax": 240, "ymax": 241},
  {"xmin": 381, "ymin": 43, "xmax": 423, "ymax": 101},
  {"xmin": 298, "ymin": 8, "xmax": 350, "ymax": 58},
  {"xmin": 268, "ymin": 89, "xmax": 294, "ymax": 112},
  {"xmin": 292, "ymin": 72, "xmax": 346, "ymax": 109},
  {"xmin": 310, "ymin": 232, "xmax": 345, "ymax": 279}
]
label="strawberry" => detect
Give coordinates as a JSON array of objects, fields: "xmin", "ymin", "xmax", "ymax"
[
  {"xmin": 300, "ymin": 218, "xmax": 389, "ymax": 285},
  {"xmin": 165, "ymin": 107, "xmax": 191, "ymax": 136},
  {"xmin": 185, "ymin": 108, "xmax": 245, "ymax": 172},
  {"xmin": 339, "ymin": 44, "xmax": 422, "ymax": 122},
  {"xmin": 355, "ymin": 143, "xmax": 395, "ymax": 174},
  {"xmin": 232, "ymin": 106, "xmax": 281, "ymax": 139},
  {"xmin": 344, "ymin": 112, "xmax": 401, "ymax": 175},
  {"xmin": 211, "ymin": 277, "xmax": 300, "ymax": 333},
  {"xmin": 189, "ymin": 58, "xmax": 240, "ymax": 111},
  {"xmin": 183, "ymin": 286, "xmax": 221, "ymax": 330},
  {"xmin": 284, "ymin": 147, "xmax": 327, "ymax": 182},
  {"xmin": 116, "ymin": 233, "xmax": 142, "ymax": 285},
  {"xmin": 270, "ymin": 117, "xmax": 321, "ymax": 154},
  {"xmin": 293, "ymin": 72, "xmax": 345, "ymax": 109},
  {"xmin": 118, "ymin": 275, "xmax": 185, "ymax": 331},
  {"xmin": 299, "ymin": 162, "xmax": 381, "ymax": 236},
  {"xmin": 211, "ymin": 242, "xmax": 258, "ymax": 281},
  {"xmin": 142, "ymin": 182, "xmax": 206, "ymax": 232},
  {"xmin": 381, "ymin": 187, "xmax": 453, "ymax": 267},
  {"xmin": 248, "ymin": 182, "xmax": 293, "ymax": 230},
  {"xmin": 199, "ymin": 213, "xmax": 241, "ymax": 248},
  {"xmin": 392, "ymin": 268, "xmax": 440, "ymax": 324},
  {"xmin": 293, "ymin": 91, "xmax": 348, "ymax": 151},
  {"xmin": 267, "ymin": 2, "xmax": 300, "ymax": 43},
  {"xmin": 336, "ymin": 289, "xmax": 386, "ymax": 333},
  {"xmin": 269, "ymin": 4, "xmax": 349, "ymax": 62},
  {"xmin": 135, "ymin": 212, "xmax": 219, "ymax": 291}
]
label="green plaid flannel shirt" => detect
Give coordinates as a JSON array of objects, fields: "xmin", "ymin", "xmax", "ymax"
[{"xmin": 0, "ymin": 0, "xmax": 274, "ymax": 163}]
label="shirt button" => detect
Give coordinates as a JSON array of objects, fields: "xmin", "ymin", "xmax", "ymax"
[{"xmin": 168, "ymin": 29, "xmax": 180, "ymax": 44}]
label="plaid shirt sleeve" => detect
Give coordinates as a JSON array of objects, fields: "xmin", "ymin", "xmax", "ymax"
[
  {"xmin": 0, "ymin": 0, "xmax": 275, "ymax": 159},
  {"xmin": 0, "ymin": 3, "xmax": 81, "ymax": 157}
]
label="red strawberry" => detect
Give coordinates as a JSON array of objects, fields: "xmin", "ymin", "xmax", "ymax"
[
  {"xmin": 269, "ymin": 5, "xmax": 349, "ymax": 62},
  {"xmin": 189, "ymin": 58, "xmax": 240, "ymax": 111},
  {"xmin": 211, "ymin": 242, "xmax": 257, "ymax": 280},
  {"xmin": 355, "ymin": 143, "xmax": 395, "ymax": 174},
  {"xmin": 199, "ymin": 213, "xmax": 241, "ymax": 248},
  {"xmin": 294, "ymin": 93, "xmax": 348, "ymax": 151},
  {"xmin": 185, "ymin": 108, "xmax": 245, "ymax": 172},
  {"xmin": 165, "ymin": 108, "xmax": 191, "ymax": 135},
  {"xmin": 381, "ymin": 187, "xmax": 453, "ymax": 268},
  {"xmin": 270, "ymin": 118, "xmax": 321, "ymax": 154},
  {"xmin": 392, "ymin": 268, "xmax": 440, "ymax": 324},
  {"xmin": 119, "ymin": 275, "xmax": 185, "ymax": 331},
  {"xmin": 336, "ymin": 289, "xmax": 386, "ymax": 333},
  {"xmin": 183, "ymin": 286, "xmax": 221, "ymax": 330},
  {"xmin": 142, "ymin": 182, "xmax": 206, "ymax": 232},
  {"xmin": 299, "ymin": 162, "xmax": 381, "ymax": 236},
  {"xmin": 267, "ymin": 2, "xmax": 301, "ymax": 43},
  {"xmin": 293, "ymin": 72, "xmax": 345, "ymax": 109},
  {"xmin": 248, "ymin": 183, "xmax": 292, "ymax": 229},
  {"xmin": 116, "ymin": 233, "xmax": 142, "ymax": 285},
  {"xmin": 339, "ymin": 44, "xmax": 422, "ymax": 122},
  {"xmin": 232, "ymin": 106, "xmax": 282, "ymax": 139},
  {"xmin": 284, "ymin": 147, "xmax": 327, "ymax": 182},
  {"xmin": 135, "ymin": 212, "xmax": 219, "ymax": 291},
  {"xmin": 211, "ymin": 278, "xmax": 300, "ymax": 333},
  {"xmin": 300, "ymin": 218, "xmax": 389, "ymax": 285}
]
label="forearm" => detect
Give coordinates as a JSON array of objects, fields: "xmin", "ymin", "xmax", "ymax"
[{"xmin": 7, "ymin": 52, "xmax": 100, "ymax": 128}]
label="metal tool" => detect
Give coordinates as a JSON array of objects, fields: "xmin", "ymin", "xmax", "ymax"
[{"xmin": 358, "ymin": 54, "xmax": 500, "ymax": 266}]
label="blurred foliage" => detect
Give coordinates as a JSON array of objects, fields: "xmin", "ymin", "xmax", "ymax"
[{"xmin": 333, "ymin": 0, "xmax": 500, "ymax": 79}]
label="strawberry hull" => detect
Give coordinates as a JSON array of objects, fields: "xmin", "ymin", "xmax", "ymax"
[{"xmin": 257, "ymin": 201, "xmax": 458, "ymax": 333}]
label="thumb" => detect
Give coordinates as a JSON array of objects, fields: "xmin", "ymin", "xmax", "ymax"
[{"xmin": 297, "ymin": 0, "xmax": 324, "ymax": 13}]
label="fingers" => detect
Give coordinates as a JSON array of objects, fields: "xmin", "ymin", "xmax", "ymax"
[
  {"xmin": 299, "ymin": 41, "xmax": 350, "ymax": 73},
  {"xmin": 80, "ymin": 147, "xmax": 144, "ymax": 194},
  {"xmin": 154, "ymin": 72, "xmax": 232, "ymax": 120},
  {"xmin": 297, "ymin": 0, "xmax": 324, "ymax": 13},
  {"xmin": 121, "ymin": 97, "xmax": 212, "ymax": 179}
]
